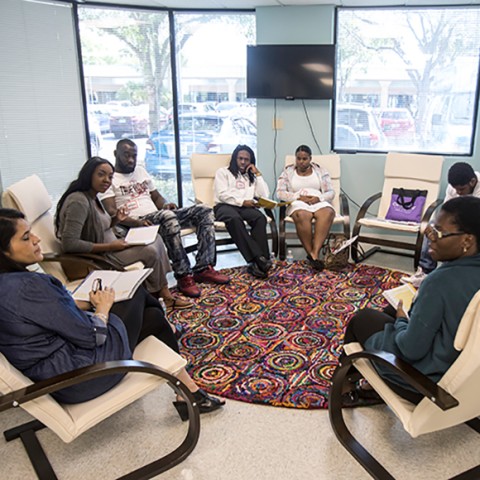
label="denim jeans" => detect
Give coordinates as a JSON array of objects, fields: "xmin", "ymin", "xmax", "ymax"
[
  {"xmin": 419, "ymin": 236, "xmax": 437, "ymax": 274},
  {"xmin": 141, "ymin": 204, "xmax": 216, "ymax": 278}
]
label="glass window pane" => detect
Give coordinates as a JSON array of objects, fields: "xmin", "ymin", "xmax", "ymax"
[
  {"xmin": 78, "ymin": 6, "xmax": 178, "ymax": 202},
  {"xmin": 173, "ymin": 13, "xmax": 256, "ymax": 205},
  {"xmin": 335, "ymin": 7, "xmax": 480, "ymax": 155}
]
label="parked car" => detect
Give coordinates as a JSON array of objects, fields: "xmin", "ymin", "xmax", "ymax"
[
  {"xmin": 334, "ymin": 125, "xmax": 360, "ymax": 150},
  {"xmin": 87, "ymin": 104, "xmax": 110, "ymax": 134},
  {"xmin": 163, "ymin": 102, "xmax": 217, "ymax": 123},
  {"xmin": 336, "ymin": 105, "xmax": 387, "ymax": 150},
  {"xmin": 145, "ymin": 112, "xmax": 257, "ymax": 176},
  {"xmin": 378, "ymin": 107, "xmax": 415, "ymax": 143},
  {"xmin": 110, "ymin": 104, "xmax": 149, "ymax": 139}
]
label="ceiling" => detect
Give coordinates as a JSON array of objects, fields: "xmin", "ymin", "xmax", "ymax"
[{"xmin": 75, "ymin": 0, "xmax": 480, "ymax": 9}]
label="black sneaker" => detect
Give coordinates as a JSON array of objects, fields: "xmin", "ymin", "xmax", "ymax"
[
  {"xmin": 247, "ymin": 262, "xmax": 268, "ymax": 278},
  {"xmin": 256, "ymin": 255, "xmax": 273, "ymax": 273}
]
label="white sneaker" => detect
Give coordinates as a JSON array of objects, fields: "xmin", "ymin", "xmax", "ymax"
[{"xmin": 400, "ymin": 267, "xmax": 427, "ymax": 288}]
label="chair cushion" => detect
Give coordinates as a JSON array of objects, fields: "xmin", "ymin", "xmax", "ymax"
[
  {"xmin": 357, "ymin": 217, "xmax": 421, "ymax": 232},
  {"xmin": 2, "ymin": 175, "xmax": 52, "ymax": 222}
]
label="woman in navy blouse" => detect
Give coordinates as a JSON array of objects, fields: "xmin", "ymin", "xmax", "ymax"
[{"xmin": 0, "ymin": 208, "xmax": 223, "ymax": 419}]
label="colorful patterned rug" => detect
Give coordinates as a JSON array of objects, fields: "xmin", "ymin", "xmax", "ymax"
[{"xmin": 171, "ymin": 261, "xmax": 403, "ymax": 409}]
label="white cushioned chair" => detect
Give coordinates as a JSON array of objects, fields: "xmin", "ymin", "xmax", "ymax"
[
  {"xmin": 2, "ymin": 174, "xmax": 141, "ymax": 285},
  {"xmin": 278, "ymin": 154, "xmax": 350, "ymax": 260},
  {"xmin": 328, "ymin": 290, "xmax": 480, "ymax": 479},
  {"xmin": 0, "ymin": 336, "xmax": 200, "ymax": 479},
  {"xmin": 351, "ymin": 152, "xmax": 444, "ymax": 268},
  {"xmin": 189, "ymin": 153, "xmax": 279, "ymax": 257}
]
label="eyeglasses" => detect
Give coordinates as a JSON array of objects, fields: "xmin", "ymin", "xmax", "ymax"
[{"xmin": 425, "ymin": 224, "xmax": 465, "ymax": 241}]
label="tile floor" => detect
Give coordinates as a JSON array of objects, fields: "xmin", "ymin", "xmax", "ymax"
[{"xmin": 1, "ymin": 247, "xmax": 479, "ymax": 480}]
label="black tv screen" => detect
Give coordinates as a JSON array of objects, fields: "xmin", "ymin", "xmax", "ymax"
[{"xmin": 246, "ymin": 44, "xmax": 335, "ymax": 100}]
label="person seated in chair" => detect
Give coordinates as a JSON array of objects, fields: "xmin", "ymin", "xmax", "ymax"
[
  {"xmin": 100, "ymin": 139, "xmax": 230, "ymax": 298},
  {"xmin": 401, "ymin": 162, "xmax": 480, "ymax": 288},
  {"xmin": 276, "ymin": 144, "xmax": 335, "ymax": 271},
  {"xmin": 55, "ymin": 157, "xmax": 192, "ymax": 312},
  {"xmin": 341, "ymin": 196, "xmax": 480, "ymax": 407},
  {"xmin": 0, "ymin": 208, "xmax": 224, "ymax": 419},
  {"xmin": 214, "ymin": 144, "xmax": 272, "ymax": 279}
]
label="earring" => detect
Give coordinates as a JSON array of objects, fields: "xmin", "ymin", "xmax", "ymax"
[{"xmin": 463, "ymin": 246, "xmax": 468, "ymax": 253}]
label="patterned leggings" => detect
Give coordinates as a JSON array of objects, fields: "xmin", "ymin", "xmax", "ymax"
[{"xmin": 141, "ymin": 204, "xmax": 216, "ymax": 279}]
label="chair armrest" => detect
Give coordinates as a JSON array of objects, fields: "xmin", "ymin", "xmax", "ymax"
[
  {"xmin": 339, "ymin": 349, "xmax": 459, "ymax": 410},
  {"xmin": 263, "ymin": 207, "xmax": 276, "ymax": 223},
  {"xmin": 338, "ymin": 192, "xmax": 351, "ymax": 238},
  {"xmin": 0, "ymin": 359, "xmax": 190, "ymax": 412},
  {"xmin": 278, "ymin": 205, "xmax": 288, "ymax": 260},
  {"xmin": 354, "ymin": 192, "xmax": 382, "ymax": 224},
  {"xmin": 43, "ymin": 252, "xmax": 123, "ymax": 270},
  {"xmin": 420, "ymin": 198, "xmax": 443, "ymax": 232}
]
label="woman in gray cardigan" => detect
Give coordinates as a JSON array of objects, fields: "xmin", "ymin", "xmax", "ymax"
[{"xmin": 55, "ymin": 157, "xmax": 192, "ymax": 311}]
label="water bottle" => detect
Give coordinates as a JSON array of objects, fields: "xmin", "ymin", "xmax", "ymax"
[
  {"xmin": 270, "ymin": 251, "xmax": 276, "ymax": 265},
  {"xmin": 286, "ymin": 249, "xmax": 294, "ymax": 264}
]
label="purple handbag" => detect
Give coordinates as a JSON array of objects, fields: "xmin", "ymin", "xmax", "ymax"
[{"xmin": 385, "ymin": 188, "xmax": 428, "ymax": 223}]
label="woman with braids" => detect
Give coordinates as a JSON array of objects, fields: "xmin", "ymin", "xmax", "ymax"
[{"xmin": 214, "ymin": 144, "xmax": 272, "ymax": 278}]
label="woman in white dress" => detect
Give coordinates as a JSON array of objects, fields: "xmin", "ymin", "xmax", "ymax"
[{"xmin": 277, "ymin": 145, "xmax": 335, "ymax": 271}]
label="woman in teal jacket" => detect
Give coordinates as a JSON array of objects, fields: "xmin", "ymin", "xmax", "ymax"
[{"xmin": 342, "ymin": 196, "xmax": 480, "ymax": 406}]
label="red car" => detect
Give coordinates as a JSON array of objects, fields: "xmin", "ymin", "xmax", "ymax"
[{"xmin": 379, "ymin": 108, "xmax": 415, "ymax": 143}]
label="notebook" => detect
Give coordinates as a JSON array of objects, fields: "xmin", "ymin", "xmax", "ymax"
[
  {"xmin": 124, "ymin": 225, "xmax": 160, "ymax": 245},
  {"xmin": 72, "ymin": 268, "xmax": 153, "ymax": 302}
]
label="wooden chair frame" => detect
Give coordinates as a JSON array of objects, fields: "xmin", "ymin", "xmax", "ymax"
[
  {"xmin": 1, "ymin": 360, "xmax": 201, "ymax": 480},
  {"xmin": 328, "ymin": 350, "xmax": 480, "ymax": 480},
  {"xmin": 351, "ymin": 194, "xmax": 442, "ymax": 269}
]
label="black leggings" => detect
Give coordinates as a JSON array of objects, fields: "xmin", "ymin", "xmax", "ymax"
[
  {"xmin": 111, "ymin": 286, "xmax": 179, "ymax": 354},
  {"xmin": 343, "ymin": 307, "xmax": 423, "ymax": 404}
]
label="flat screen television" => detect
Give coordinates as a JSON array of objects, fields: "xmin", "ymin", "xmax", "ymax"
[{"xmin": 246, "ymin": 44, "xmax": 335, "ymax": 100}]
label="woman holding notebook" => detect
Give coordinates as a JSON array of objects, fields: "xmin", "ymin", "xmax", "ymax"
[
  {"xmin": 214, "ymin": 144, "xmax": 272, "ymax": 278},
  {"xmin": 0, "ymin": 207, "xmax": 224, "ymax": 417},
  {"xmin": 55, "ymin": 157, "xmax": 191, "ymax": 311},
  {"xmin": 341, "ymin": 196, "xmax": 480, "ymax": 407}
]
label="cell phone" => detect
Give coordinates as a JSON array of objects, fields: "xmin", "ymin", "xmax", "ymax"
[{"xmin": 92, "ymin": 278, "xmax": 103, "ymax": 293}]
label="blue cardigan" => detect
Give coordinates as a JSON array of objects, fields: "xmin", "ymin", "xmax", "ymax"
[
  {"xmin": 0, "ymin": 272, "xmax": 131, "ymax": 403},
  {"xmin": 365, "ymin": 254, "xmax": 480, "ymax": 391}
]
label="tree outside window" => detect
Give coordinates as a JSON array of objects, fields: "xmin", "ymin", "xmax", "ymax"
[{"xmin": 335, "ymin": 7, "xmax": 480, "ymax": 155}]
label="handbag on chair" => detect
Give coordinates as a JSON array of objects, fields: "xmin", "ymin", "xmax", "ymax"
[{"xmin": 385, "ymin": 188, "xmax": 428, "ymax": 223}]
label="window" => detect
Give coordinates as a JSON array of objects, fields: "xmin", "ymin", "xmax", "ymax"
[
  {"xmin": 0, "ymin": 0, "xmax": 86, "ymax": 202},
  {"xmin": 334, "ymin": 7, "xmax": 480, "ymax": 155},
  {"xmin": 78, "ymin": 7, "xmax": 255, "ymax": 205}
]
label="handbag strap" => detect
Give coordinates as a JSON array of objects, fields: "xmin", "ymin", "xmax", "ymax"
[{"xmin": 397, "ymin": 188, "xmax": 420, "ymax": 209}]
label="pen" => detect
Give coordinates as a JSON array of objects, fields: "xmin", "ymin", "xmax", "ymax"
[{"xmin": 92, "ymin": 278, "xmax": 103, "ymax": 293}]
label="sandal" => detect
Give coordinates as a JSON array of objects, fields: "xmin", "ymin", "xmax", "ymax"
[
  {"xmin": 341, "ymin": 383, "xmax": 384, "ymax": 408},
  {"xmin": 164, "ymin": 296, "xmax": 194, "ymax": 312},
  {"xmin": 173, "ymin": 388, "xmax": 225, "ymax": 421}
]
